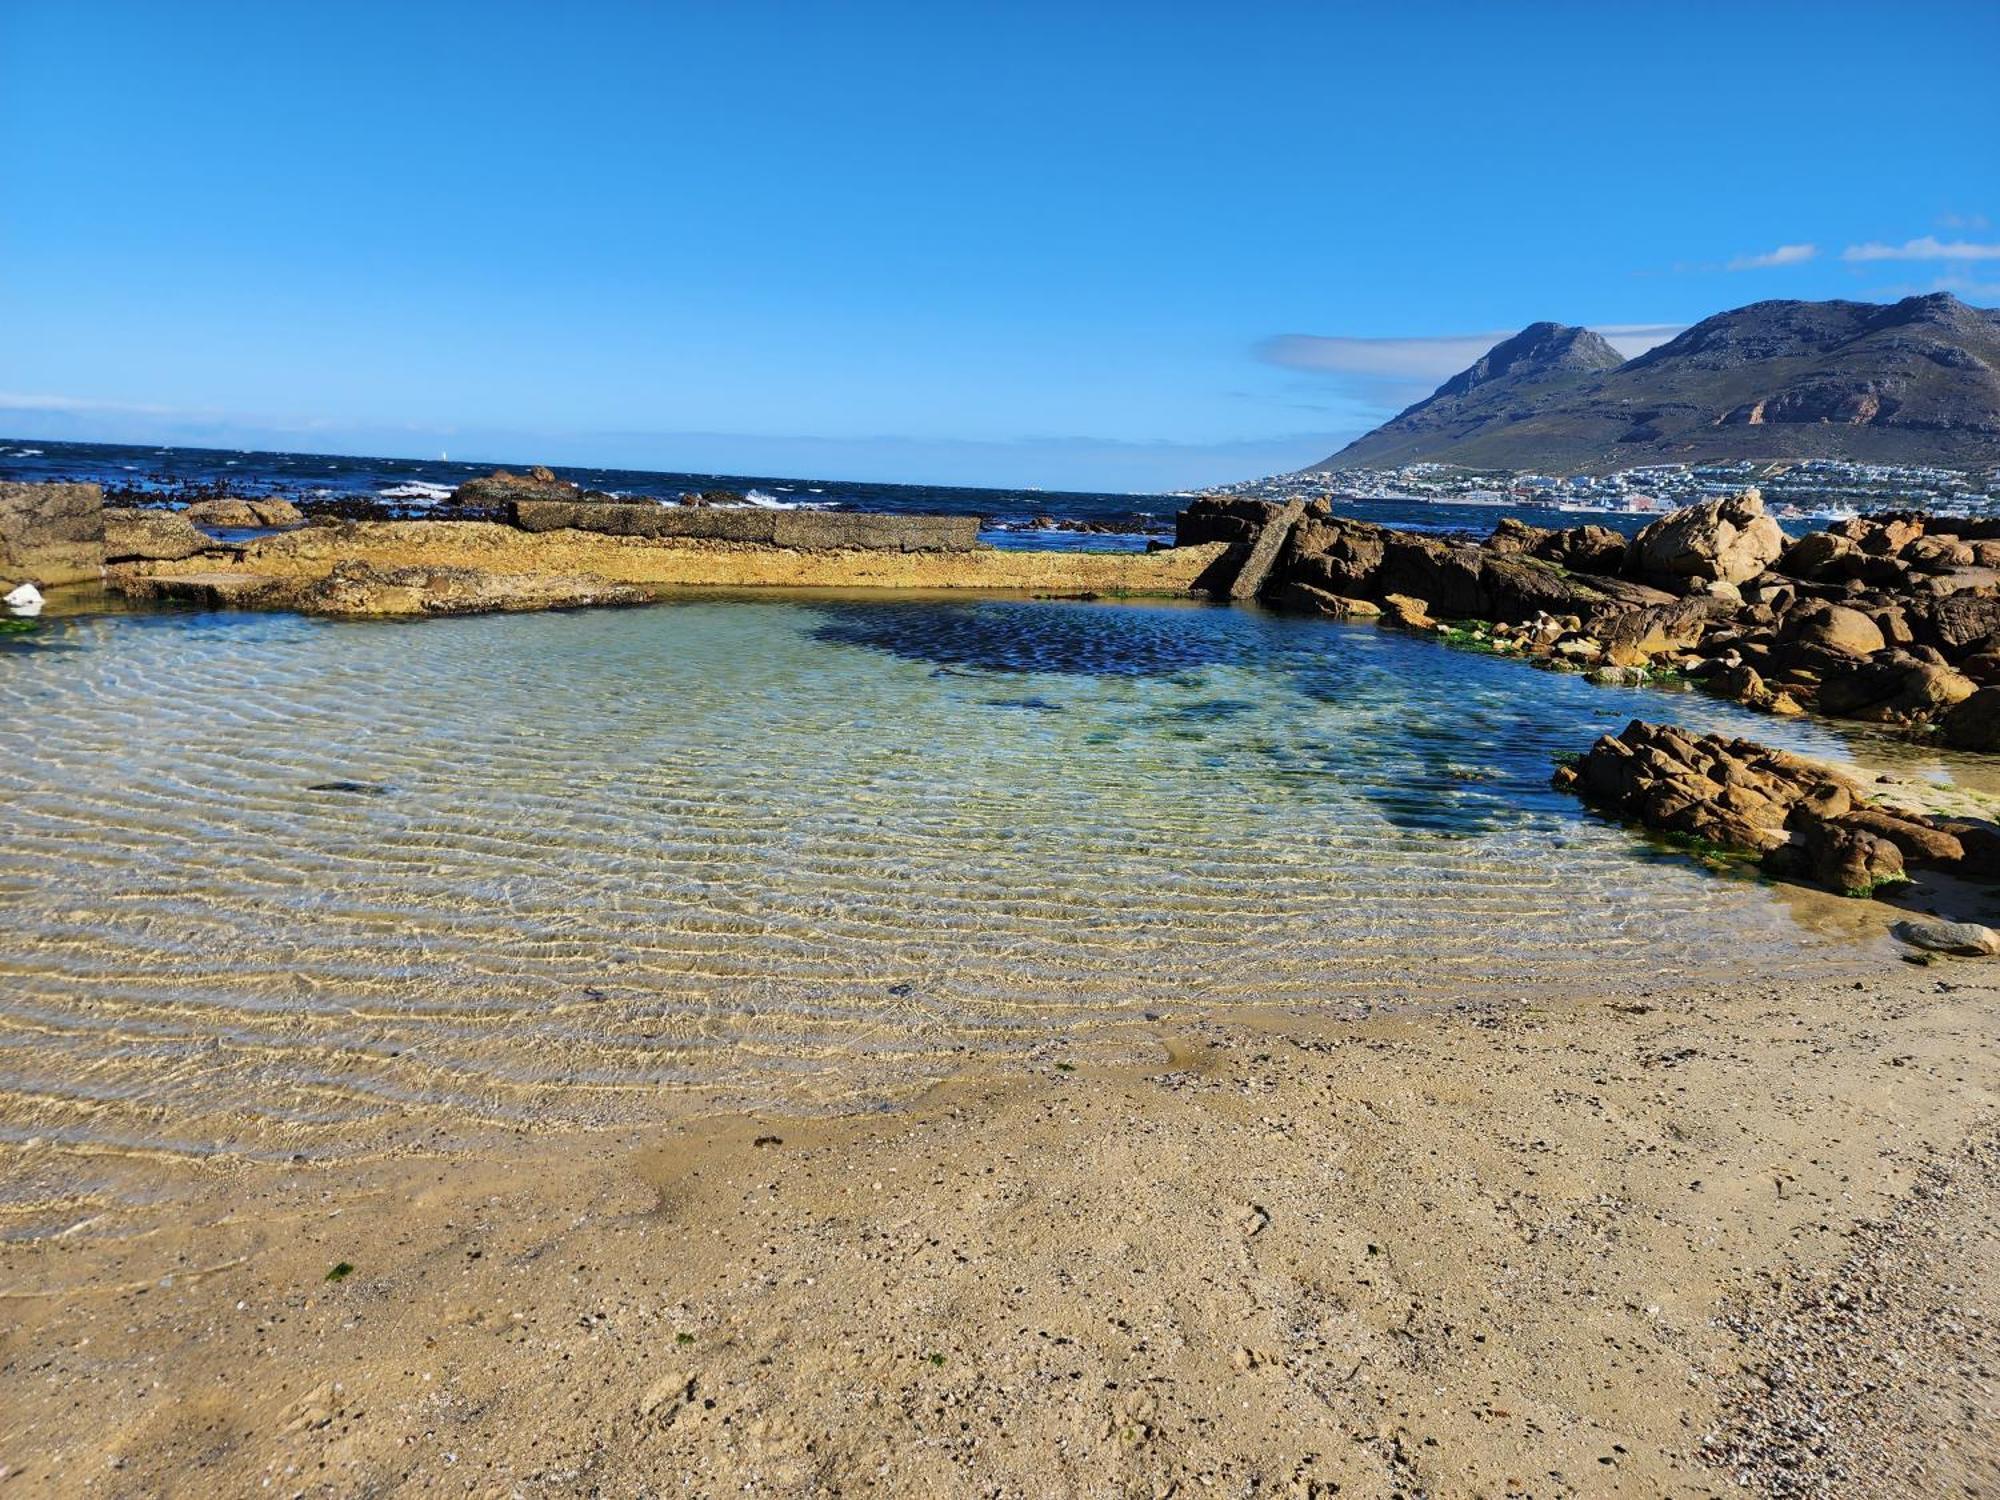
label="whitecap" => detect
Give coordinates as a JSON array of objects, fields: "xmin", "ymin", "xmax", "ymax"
[{"xmin": 377, "ymin": 481, "xmax": 455, "ymax": 503}]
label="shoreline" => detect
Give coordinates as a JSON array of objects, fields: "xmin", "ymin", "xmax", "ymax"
[{"xmin": 3, "ymin": 950, "xmax": 1993, "ymax": 1494}]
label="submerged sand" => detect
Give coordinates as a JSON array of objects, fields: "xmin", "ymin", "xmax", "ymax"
[{"xmin": 3, "ymin": 945, "xmax": 1995, "ymax": 1497}]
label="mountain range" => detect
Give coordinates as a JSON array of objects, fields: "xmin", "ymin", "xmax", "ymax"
[{"xmin": 1310, "ymin": 293, "xmax": 2000, "ymax": 474}]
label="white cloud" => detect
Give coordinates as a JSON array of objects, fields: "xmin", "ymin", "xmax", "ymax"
[
  {"xmin": 1257, "ymin": 323, "xmax": 1682, "ymax": 382},
  {"xmin": 1726, "ymin": 243, "xmax": 1817, "ymax": 270},
  {"xmin": 0, "ymin": 391, "xmax": 191, "ymax": 417},
  {"xmin": 1938, "ymin": 212, "xmax": 1991, "ymax": 231},
  {"xmin": 1843, "ymin": 236, "xmax": 2000, "ymax": 262}
]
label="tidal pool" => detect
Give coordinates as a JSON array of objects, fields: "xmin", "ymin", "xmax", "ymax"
[{"xmin": 0, "ymin": 595, "xmax": 1894, "ymax": 1163}]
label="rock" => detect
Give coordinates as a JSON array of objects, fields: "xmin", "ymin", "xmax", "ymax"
[
  {"xmin": 1904, "ymin": 535, "xmax": 1975, "ymax": 572},
  {"xmin": 1632, "ymin": 490, "xmax": 1785, "ymax": 588},
  {"xmin": 103, "ymin": 508, "xmax": 214, "ymax": 563},
  {"xmin": 1890, "ymin": 919, "xmax": 2000, "ymax": 957},
  {"xmin": 1535, "ymin": 524, "xmax": 1629, "ymax": 575},
  {"xmin": 1560, "ymin": 719, "xmax": 1936, "ymax": 898},
  {"xmin": 248, "ymin": 498, "xmax": 306, "ymax": 528},
  {"xmin": 1938, "ymin": 685, "xmax": 2000, "ymax": 750},
  {"xmin": 1779, "ymin": 531, "xmax": 1862, "ymax": 580},
  {"xmin": 1480, "ymin": 554, "xmax": 1612, "ymax": 622},
  {"xmin": 1226, "ymin": 498, "xmax": 1305, "ymax": 602},
  {"xmin": 1485, "ymin": 517, "xmax": 1552, "ymax": 556},
  {"xmin": 1282, "ymin": 518, "xmax": 1387, "ymax": 596},
  {"xmin": 183, "ymin": 498, "xmax": 267, "ymax": 529},
  {"xmin": 1913, "ymin": 594, "xmax": 2000, "ymax": 654},
  {"xmin": 1833, "ymin": 808, "xmax": 1964, "ymax": 865},
  {"xmin": 1379, "ymin": 593, "xmax": 1436, "ymax": 630},
  {"xmin": 0, "ymin": 481, "xmax": 103, "ymax": 587},
  {"xmin": 1377, "ymin": 535, "xmax": 1488, "ymax": 618},
  {"xmin": 1268, "ymin": 581, "xmax": 1380, "ymax": 619},
  {"xmin": 448, "ymin": 466, "xmax": 605, "ymax": 508},
  {"xmin": 279, "ymin": 561, "xmax": 650, "ymax": 618},
  {"xmin": 112, "ymin": 570, "xmax": 288, "ymax": 610},
  {"xmin": 181, "ymin": 497, "xmax": 303, "ymax": 530},
  {"xmin": 1790, "ymin": 815, "xmax": 1906, "ymax": 896},
  {"xmin": 1175, "ymin": 496, "xmax": 1289, "ymax": 547},
  {"xmin": 1595, "ymin": 598, "xmax": 1717, "ymax": 667},
  {"xmin": 1782, "ymin": 602, "xmax": 1886, "ymax": 658}
]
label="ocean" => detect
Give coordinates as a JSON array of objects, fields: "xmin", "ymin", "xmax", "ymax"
[{"xmin": 0, "ymin": 436, "xmax": 1671, "ymax": 551}]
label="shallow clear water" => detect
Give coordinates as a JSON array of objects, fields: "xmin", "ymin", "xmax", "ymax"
[{"xmin": 0, "ymin": 597, "xmax": 1879, "ymax": 1163}]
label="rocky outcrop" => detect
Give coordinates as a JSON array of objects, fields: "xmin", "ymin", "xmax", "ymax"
[
  {"xmin": 0, "ymin": 481, "xmax": 103, "ymax": 587},
  {"xmin": 510, "ymin": 501, "xmax": 980, "ymax": 552},
  {"xmin": 115, "ymin": 562, "xmax": 649, "ymax": 616},
  {"xmin": 449, "ymin": 466, "xmax": 592, "ymax": 507},
  {"xmin": 1177, "ymin": 489, "xmax": 2000, "ymax": 748},
  {"xmin": 104, "ymin": 508, "xmax": 216, "ymax": 563},
  {"xmin": 1631, "ymin": 490, "xmax": 1785, "ymax": 587},
  {"xmin": 1225, "ymin": 499, "xmax": 1304, "ymax": 602},
  {"xmin": 280, "ymin": 561, "xmax": 649, "ymax": 617},
  {"xmin": 1555, "ymin": 720, "xmax": 1999, "ymax": 898},
  {"xmin": 184, "ymin": 497, "xmax": 307, "ymax": 529}
]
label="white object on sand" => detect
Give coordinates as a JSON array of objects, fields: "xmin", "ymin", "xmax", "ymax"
[{"xmin": 5, "ymin": 582, "xmax": 44, "ymax": 617}]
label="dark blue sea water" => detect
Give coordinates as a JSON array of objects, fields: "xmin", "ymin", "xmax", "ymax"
[{"xmin": 0, "ymin": 437, "xmax": 1661, "ymax": 551}]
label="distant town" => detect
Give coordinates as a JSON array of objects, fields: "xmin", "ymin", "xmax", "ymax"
[{"xmin": 1204, "ymin": 457, "xmax": 2000, "ymax": 523}]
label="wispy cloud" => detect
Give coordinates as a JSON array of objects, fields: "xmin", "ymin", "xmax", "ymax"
[
  {"xmin": 1727, "ymin": 243, "xmax": 1817, "ymax": 270},
  {"xmin": 1843, "ymin": 236, "xmax": 2000, "ymax": 262},
  {"xmin": 0, "ymin": 391, "xmax": 194, "ymax": 418},
  {"xmin": 1257, "ymin": 323, "xmax": 1682, "ymax": 382},
  {"xmin": 1938, "ymin": 212, "xmax": 1991, "ymax": 231}
]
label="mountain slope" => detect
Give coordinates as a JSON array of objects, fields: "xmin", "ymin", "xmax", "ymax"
[{"xmin": 1311, "ymin": 294, "xmax": 2000, "ymax": 473}]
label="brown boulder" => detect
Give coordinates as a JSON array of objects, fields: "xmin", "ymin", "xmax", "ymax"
[
  {"xmin": 1282, "ymin": 517, "xmax": 1387, "ymax": 595},
  {"xmin": 1779, "ymin": 531, "xmax": 1861, "ymax": 581},
  {"xmin": 1938, "ymin": 686, "xmax": 2000, "ymax": 751},
  {"xmin": 1788, "ymin": 815, "xmax": 1907, "ymax": 896},
  {"xmin": 1379, "ymin": 593, "xmax": 1436, "ymax": 631},
  {"xmin": 1632, "ymin": 490, "xmax": 1785, "ymax": 588},
  {"xmin": 1536, "ymin": 524, "xmax": 1630, "ymax": 575},
  {"xmin": 449, "ymin": 465, "xmax": 585, "ymax": 509},
  {"xmin": 1175, "ymin": 496, "xmax": 1287, "ymax": 547},
  {"xmin": 1377, "ymin": 535, "xmax": 1488, "ymax": 618},
  {"xmin": 1269, "ymin": 581, "xmax": 1381, "ymax": 619},
  {"xmin": 0, "ymin": 481, "xmax": 103, "ymax": 587},
  {"xmin": 1781, "ymin": 602, "xmax": 1885, "ymax": 658},
  {"xmin": 104, "ymin": 508, "xmax": 214, "ymax": 563}
]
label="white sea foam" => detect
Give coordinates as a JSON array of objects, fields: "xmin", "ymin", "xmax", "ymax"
[
  {"xmin": 376, "ymin": 481, "xmax": 455, "ymax": 503},
  {"xmin": 734, "ymin": 489, "xmax": 832, "ymax": 510}
]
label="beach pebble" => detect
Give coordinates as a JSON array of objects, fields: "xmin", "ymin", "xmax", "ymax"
[{"xmin": 1889, "ymin": 918, "xmax": 2000, "ymax": 957}]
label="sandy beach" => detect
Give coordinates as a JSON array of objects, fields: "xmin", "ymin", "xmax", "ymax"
[{"xmin": 4, "ymin": 929, "xmax": 1994, "ymax": 1497}]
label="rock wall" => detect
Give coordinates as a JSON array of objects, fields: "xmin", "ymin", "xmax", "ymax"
[
  {"xmin": 510, "ymin": 501, "xmax": 980, "ymax": 552},
  {"xmin": 0, "ymin": 482, "xmax": 104, "ymax": 587}
]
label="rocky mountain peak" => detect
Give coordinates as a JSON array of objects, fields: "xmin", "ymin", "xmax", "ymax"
[{"xmin": 1430, "ymin": 322, "xmax": 1624, "ymax": 402}]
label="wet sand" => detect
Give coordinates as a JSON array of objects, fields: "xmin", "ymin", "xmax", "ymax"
[{"xmin": 4, "ymin": 945, "xmax": 1995, "ymax": 1497}]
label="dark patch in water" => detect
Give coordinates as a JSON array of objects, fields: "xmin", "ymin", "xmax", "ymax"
[
  {"xmin": 812, "ymin": 600, "xmax": 1240, "ymax": 678},
  {"xmin": 982, "ymin": 695, "xmax": 1064, "ymax": 713},
  {"xmin": 308, "ymin": 781, "xmax": 391, "ymax": 795}
]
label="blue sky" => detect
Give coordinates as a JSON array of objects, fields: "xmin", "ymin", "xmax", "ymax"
[{"xmin": 3, "ymin": 1, "xmax": 1996, "ymax": 492}]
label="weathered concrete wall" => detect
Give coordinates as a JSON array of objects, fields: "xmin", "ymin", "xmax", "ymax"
[
  {"xmin": 510, "ymin": 501, "xmax": 980, "ymax": 552},
  {"xmin": 0, "ymin": 482, "xmax": 104, "ymax": 587}
]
